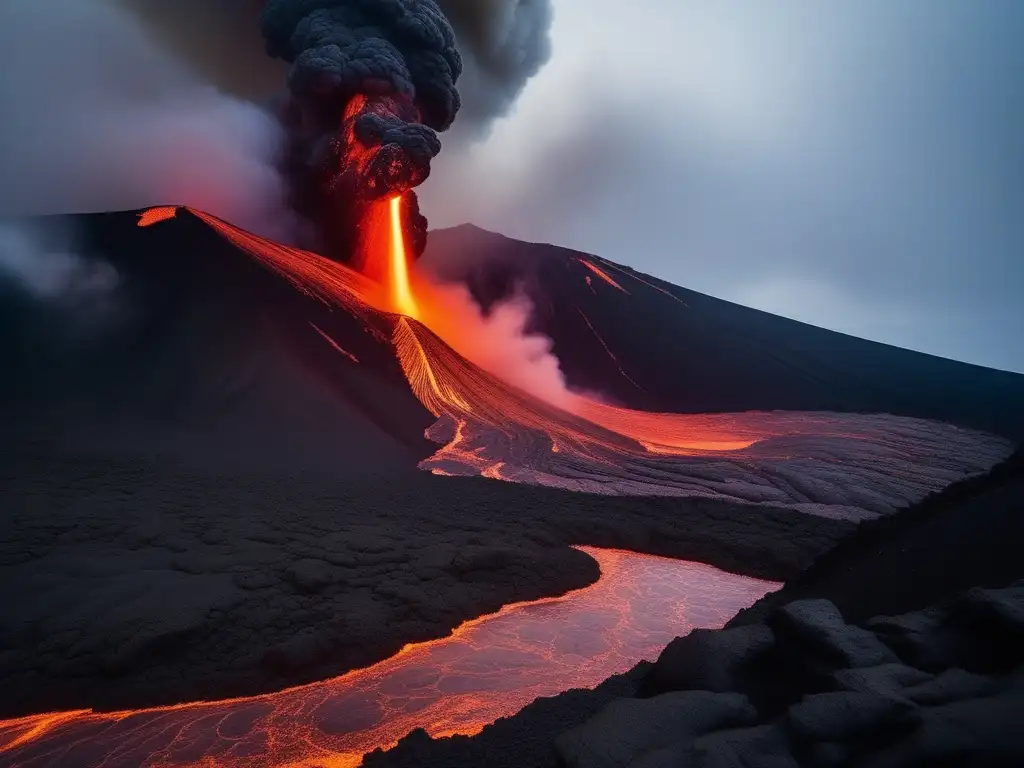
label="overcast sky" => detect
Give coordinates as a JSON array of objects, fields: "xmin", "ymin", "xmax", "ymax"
[{"xmin": 422, "ymin": 0, "xmax": 1023, "ymax": 373}]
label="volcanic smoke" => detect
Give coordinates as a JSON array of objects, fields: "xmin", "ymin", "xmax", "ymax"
[{"xmin": 261, "ymin": 0, "xmax": 463, "ymax": 264}]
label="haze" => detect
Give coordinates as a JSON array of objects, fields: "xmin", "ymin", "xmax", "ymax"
[{"xmin": 422, "ymin": 0, "xmax": 1023, "ymax": 373}]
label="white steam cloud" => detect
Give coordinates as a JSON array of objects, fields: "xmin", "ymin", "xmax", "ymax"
[
  {"xmin": 0, "ymin": 0, "xmax": 292, "ymax": 239},
  {"xmin": 415, "ymin": 279, "xmax": 571, "ymax": 409},
  {"xmin": 0, "ymin": 222, "xmax": 117, "ymax": 302}
]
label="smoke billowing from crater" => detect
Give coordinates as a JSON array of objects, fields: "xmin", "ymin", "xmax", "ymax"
[
  {"xmin": 259, "ymin": 0, "xmax": 463, "ymax": 263},
  {"xmin": 0, "ymin": 0, "xmax": 294, "ymax": 240},
  {"xmin": 0, "ymin": 0, "xmax": 554, "ymax": 275}
]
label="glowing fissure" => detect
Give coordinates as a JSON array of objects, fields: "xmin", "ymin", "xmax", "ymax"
[
  {"xmin": 310, "ymin": 322, "xmax": 360, "ymax": 364},
  {"xmin": 576, "ymin": 306, "xmax": 645, "ymax": 392},
  {"xmin": 0, "ymin": 549, "xmax": 779, "ymax": 768},
  {"xmin": 590, "ymin": 255, "xmax": 688, "ymax": 305},
  {"xmin": 576, "ymin": 257, "xmax": 628, "ymax": 293}
]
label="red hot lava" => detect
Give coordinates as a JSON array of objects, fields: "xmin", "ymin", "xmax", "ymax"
[{"xmin": 0, "ymin": 548, "xmax": 778, "ymax": 768}]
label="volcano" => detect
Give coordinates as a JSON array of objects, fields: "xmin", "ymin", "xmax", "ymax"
[
  {"xmin": 2, "ymin": 208, "xmax": 1015, "ymax": 515},
  {"xmin": 0, "ymin": 208, "xmax": 1021, "ymax": 756}
]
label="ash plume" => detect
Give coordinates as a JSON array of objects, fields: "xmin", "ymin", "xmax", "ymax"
[
  {"xmin": 0, "ymin": 0, "xmax": 294, "ymax": 240},
  {"xmin": 438, "ymin": 0, "xmax": 553, "ymax": 135},
  {"xmin": 259, "ymin": 0, "xmax": 464, "ymax": 262}
]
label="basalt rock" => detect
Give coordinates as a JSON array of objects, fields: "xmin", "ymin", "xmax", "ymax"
[{"xmin": 640, "ymin": 624, "xmax": 775, "ymax": 697}]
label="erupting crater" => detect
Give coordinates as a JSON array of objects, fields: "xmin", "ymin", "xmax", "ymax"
[{"xmin": 0, "ymin": 548, "xmax": 779, "ymax": 768}]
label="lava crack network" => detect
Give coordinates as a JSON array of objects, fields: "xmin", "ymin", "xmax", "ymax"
[
  {"xmin": 0, "ymin": 549, "xmax": 778, "ymax": 768},
  {"xmin": 138, "ymin": 207, "xmax": 1013, "ymax": 520}
]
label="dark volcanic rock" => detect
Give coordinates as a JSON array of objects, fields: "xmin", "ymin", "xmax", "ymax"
[
  {"xmin": 690, "ymin": 725, "xmax": 798, "ymax": 768},
  {"xmin": 641, "ymin": 624, "xmax": 775, "ymax": 696},
  {"xmin": 831, "ymin": 663, "xmax": 933, "ymax": 698},
  {"xmin": 859, "ymin": 682, "xmax": 1024, "ymax": 767},
  {"xmin": 770, "ymin": 599, "xmax": 898, "ymax": 670},
  {"xmin": 785, "ymin": 691, "xmax": 919, "ymax": 743},
  {"xmin": 424, "ymin": 224, "xmax": 1024, "ymax": 440},
  {"xmin": 368, "ymin": 579, "xmax": 1024, "ymax": 768},
  {"xmin": 902, "ymin": 668, "xmax": 999, "ymax": 706},
  {"xmin": 869, "ymin": 580, "xmax": 1024, "ymax": 673},
  {"xmin": 554, "ymin": 691, "xmax": 756, "ymax": 768},
  {"xmin": 285, "ymin": 558, "xmax": 338, "ymax": 594}
]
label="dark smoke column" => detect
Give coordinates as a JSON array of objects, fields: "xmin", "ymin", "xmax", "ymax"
[{"xmin": 261, "ymin": 0, "xmax": 463, "ymax": 264}]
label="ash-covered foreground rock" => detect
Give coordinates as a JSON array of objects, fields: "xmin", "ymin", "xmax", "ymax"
[
  {"xmin": 368, "ymin": 581, "xmax": 1024, "ymax": 768},
  {"xmin": 564, "ymin": 581, "xmax": 1024, "ymax": 768}
]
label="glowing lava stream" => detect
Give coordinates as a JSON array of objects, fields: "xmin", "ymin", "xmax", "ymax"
[
  {"xmin": 389, "ymin": 196, "xmax": 418, "ymax": 318},
  {"xmin": 0, "ymin": 549, "xmax": 779, "ymax": 768}
]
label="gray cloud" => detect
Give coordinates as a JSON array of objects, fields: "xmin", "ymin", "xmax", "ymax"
[
  {"xmin": 422, "ymin": 1, "xmax": 1024, "ymax": 373},
  {"xmin": 0, "ymin": 0, "xmax": 293, "ymax": 239},
  {"xmin": 439, "ymin": 0, "xmax": 553, "ymax": 136},
  {"xmin": 120, "ymin": 0, "xmax": 553, "ymax": 137},
  {"xmin": 0, "ymin": 221, "xmax": 117, "ymax": 302}
]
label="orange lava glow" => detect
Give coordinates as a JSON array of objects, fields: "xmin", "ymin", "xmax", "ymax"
[
  {"xmin": 137, "ymin": 207, "xmax": 179, "ymax": 227},
  {"xmin": 576, "ymin": 257, "xmax": 628, "ymax": 293},
  {"xmin": 590, "ymin": 255, "xmax": 688, "ymax": 305},
  {"xmin": 388, "ymin": 196, "xmax": 417, "ymax": 318},
  {"xmin": 0, "ymin": 549, "xmax": 778, "ymax": 768}
]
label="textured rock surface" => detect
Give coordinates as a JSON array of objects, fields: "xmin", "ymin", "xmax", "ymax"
[
  {"xmin": 641, "ymin": 624, "xmax": 774, "ymax": 696},
  {"xmin": 770, "ymin": 599, "xmax": 899, "ymax": 670},
  {"xmin": 554, "ymin": 691, "xmax": 756, "ymax": 768},
  {"xmin": 369, "ymin": 584, "xmax": 1024, "ymax": 768},
  {"xmin": 0, "ymin": 447, "xmax": 842, "ymax": 716}
]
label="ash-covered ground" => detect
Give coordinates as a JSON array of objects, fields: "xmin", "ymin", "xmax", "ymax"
[{"xmin": 0, "ymin": 446, "xmax": 843, "ymax": 717}]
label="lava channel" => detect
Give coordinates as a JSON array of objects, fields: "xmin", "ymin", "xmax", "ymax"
[{"xmin": 0, "ymin": 549, "xmax": 778, "ymax": 768}]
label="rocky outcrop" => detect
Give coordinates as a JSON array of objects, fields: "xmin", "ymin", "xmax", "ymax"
[{"xmin": 554, "ymin": 582, "xmax": 1024, "ymax": 768}]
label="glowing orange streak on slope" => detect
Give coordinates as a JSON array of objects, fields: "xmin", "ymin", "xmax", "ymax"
[
  {"xmin": 310, "ymin": 322, "xmax": 360, "ymax": 363},
  {"xmin": 0, "ymin": 549, "xmax": 779, "ymax": 768},
  {"xmin": 576, "ymin": 257, "xmax": 628, "ymax": 293},
  {"xmin": 590, "ymin": 255, "xmax": 688, "ymax": 305}
]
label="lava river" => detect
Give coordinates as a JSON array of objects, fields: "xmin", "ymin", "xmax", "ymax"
[
  {"xmin": 140, "ymin": 205, "xmax": 1011, "ymax": 520},
  {"xmin": 0, "ymin": 548, "xmax": 778, "ymax": 767}
]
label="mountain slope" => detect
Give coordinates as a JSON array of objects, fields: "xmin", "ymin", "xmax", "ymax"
[
  {"xmin": 1, "ymin": 210, "xmax": 436, "ymax": 475},
  {"xmin": 424, "ymin": 224, "xmax": 1024, "ymax": 440}
]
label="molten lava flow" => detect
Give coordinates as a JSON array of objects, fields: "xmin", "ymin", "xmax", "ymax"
[
  {"xmin": 136, "ymin": 206, "xmax": 178, "ymax": 227},
  {"xmin": 389, "ymin": 195, "xmax": 417, "ymax": 318},
  {"xmin": 576, "ymin": 257, "xmax": 628, "ymax": 293},
  {"xmin": 0, "ymin": 549, "xmax": 778, "ymax": 768}
]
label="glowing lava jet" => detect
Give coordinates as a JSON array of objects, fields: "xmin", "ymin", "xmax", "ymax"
[{"xmin": 389, "ymin": 195, "xmax": 418, "ymax": 318}]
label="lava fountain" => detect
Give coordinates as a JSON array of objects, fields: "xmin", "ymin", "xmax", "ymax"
[
  {"xmin": 388, "ymin": 196, "xmax": 418, "ymax": 319},
  {"xmin": 0, "ymin": 549, "xmax": 779, "ymax": 767}
]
